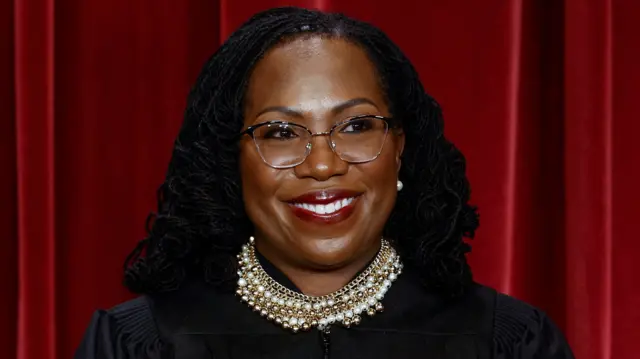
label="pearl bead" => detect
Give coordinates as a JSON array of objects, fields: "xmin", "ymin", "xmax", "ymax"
[
  {"xmin": 346, "ymin": 310, "xmax": 354, "ymax": 318},
  {"xmin": 238, "ymin": 278, "xmax": 247, "ymax": 287}
]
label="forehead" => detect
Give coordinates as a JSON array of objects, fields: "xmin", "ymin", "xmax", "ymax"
[{"xmin": 244, "ymin": 37, "xmax": 385, "ymax": 114}]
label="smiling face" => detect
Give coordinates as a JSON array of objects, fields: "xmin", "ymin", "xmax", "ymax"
[{"xmin": 239, "ymin": 36, "xmax": 404, "ymax": 271}]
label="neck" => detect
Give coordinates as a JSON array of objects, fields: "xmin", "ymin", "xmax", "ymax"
[{"xmin": 255, "ymin": 240, "xmax": 381, "ymax": 297}]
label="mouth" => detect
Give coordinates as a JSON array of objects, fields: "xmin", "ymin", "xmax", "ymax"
[{"xmin": 286, "ymin": 189, "xmax": 363, "ymax": 224}]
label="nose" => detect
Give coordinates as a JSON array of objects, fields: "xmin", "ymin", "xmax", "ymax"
[{"xmin": 293, "ymin": 135, "xmax": 348, "ymax": 181}]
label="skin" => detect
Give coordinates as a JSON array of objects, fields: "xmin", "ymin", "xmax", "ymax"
[{"xmin": 239, "ymin": 37, "xmax": 404, "ymax": 296}]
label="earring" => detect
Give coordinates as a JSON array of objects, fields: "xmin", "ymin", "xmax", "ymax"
[{"xmin": 397, "ymin": 180, "xmax": 403, "ymax": 191}]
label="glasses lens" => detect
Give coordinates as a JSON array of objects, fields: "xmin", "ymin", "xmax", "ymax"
[
  {"xmin": 332, "ymin": 117, "xmax": 389, "ymax": 162},
  {"xmin": 253, "ymin": 123, "xmax": 310, "ymax": 168}
]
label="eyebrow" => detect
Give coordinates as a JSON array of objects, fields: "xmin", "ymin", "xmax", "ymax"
[{"xmin": 255, "ymin": 97, "xmax": 380, "ymax": 118}]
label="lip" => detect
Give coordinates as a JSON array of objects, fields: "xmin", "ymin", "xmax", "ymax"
[{"xmin": 286, "ymin": 189, "xmax": 363, "ymax": 225}]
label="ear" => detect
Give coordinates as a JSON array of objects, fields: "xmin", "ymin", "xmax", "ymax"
[{"xmin": 395, "ymin": 132, "xmax": 405, "ymax": 174}]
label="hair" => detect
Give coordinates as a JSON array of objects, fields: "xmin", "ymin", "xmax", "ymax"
[{"xmin": 124, "ymin": 7, "xmax": 479, "ymax": 299}]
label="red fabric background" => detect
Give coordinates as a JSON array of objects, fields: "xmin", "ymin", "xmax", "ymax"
[{"xmin": 1, "ymin": 0, "xmax": 638, "ymax": 358}]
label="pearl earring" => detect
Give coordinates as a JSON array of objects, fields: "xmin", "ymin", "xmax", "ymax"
[{"xmin": 397, "ymin": 180, "xmax": 403, "ymax": 191}]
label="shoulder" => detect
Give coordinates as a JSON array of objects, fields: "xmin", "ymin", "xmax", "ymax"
[
  {"xmin": 75, "ymin": 296, "xmax": 165, "ymax": 359},
  {"xmin": 107, "ymin": 296, "xmax": 160, "ymax": 342},
  {"xmin": 491, "ymin": 290, "xmax": 574, "ymax": 358}
]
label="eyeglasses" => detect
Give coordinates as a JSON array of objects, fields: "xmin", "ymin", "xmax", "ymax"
[{"xmin": 239, "ymin": 115, "xmax": 398, "ymax": 169}]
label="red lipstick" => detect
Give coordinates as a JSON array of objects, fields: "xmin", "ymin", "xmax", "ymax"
[{"xmin": 287, "ymin": 189, "xmax": 362, "ymax": 225}]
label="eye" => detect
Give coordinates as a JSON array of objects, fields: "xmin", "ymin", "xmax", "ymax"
[
  {"xmin": 340, "ymin": 118, "xmax": 375, "ymax": 133},
  {"xmin": 260, "ymin": 124, "xmax": 300, "ymax": 140}
]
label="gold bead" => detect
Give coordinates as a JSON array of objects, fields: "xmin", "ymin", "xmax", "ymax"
[
  {"xmin": 283, "ymin": 322, "xmax": 290, "ymax": 329},
  {"xmin": 312, "ymin": 320, "xmax": 318, "ymax": 326},
  {"xmin": 303, "ymin": 323, "xmax": 310, "ymax": 330},
  {"xmin": 375, "ymin": 302, "xmax": 384, "ymax": 312},
  {"xmin": 353, "ymin": 316, "xmax": 361, "ymax": 325},
  {"xmin": 367, "ymin": 308, "xmax": 376, "ymax": 316},
  {"xmin": 292, "ymin": 326, "xmax": 299, "ymax": 332}
]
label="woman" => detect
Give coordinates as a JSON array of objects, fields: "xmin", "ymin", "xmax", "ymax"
[{"xmin": 76, "ymin": 7, "xmax": 574, "ymax": 359}]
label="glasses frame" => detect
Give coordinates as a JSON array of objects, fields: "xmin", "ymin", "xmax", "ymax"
[{"xmin": 239, "ymin": 115, "xmax": 399, "ymax": 169}]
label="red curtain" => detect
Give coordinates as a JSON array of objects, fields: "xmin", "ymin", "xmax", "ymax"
[{"xmin": 1, "ymin": 0, "xmax": 638, "ymax": 358}]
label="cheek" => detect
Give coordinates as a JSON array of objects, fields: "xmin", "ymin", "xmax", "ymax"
[
  {"xmin": 360, "ymin": 155, "xmax": 399, "ymax": 204},
  {"xmin": 239, "ymin": 146, "xmax": 283, "ymax": 211}
]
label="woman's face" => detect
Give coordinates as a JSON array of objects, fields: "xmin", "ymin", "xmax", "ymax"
[{"xmin": 240, "ymin": 37, "xmax": 404, "ymax": 270}]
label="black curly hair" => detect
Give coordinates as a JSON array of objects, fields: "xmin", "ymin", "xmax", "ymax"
[{"xmin": 124, "ymin": 7, "xmax": 479, "ymax": 299}]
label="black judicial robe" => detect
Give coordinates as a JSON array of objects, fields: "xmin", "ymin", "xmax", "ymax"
[{"xmin": 75, "ymin": 262, "xmax": 575, "ymax": 359}]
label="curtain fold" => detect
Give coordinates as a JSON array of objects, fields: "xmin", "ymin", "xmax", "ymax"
[
  {"xmin": 2, "ymin": 1, "xmax": 638, "ymax": 358},
  {"xmin": 564, "ymin": 1, "xmax": 614, "ymax": 358},
  {"xmin": 0, "ymin": 0, "xmax": 17, "ymax": 358},
  {"xmin": 14, "ymin": 0, "xmax": 57, "ymax": 358}
]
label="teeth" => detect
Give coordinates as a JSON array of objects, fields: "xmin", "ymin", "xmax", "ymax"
[{"xmin": 294, "ymin": 197, "xmax": 355, "ymax": 215}]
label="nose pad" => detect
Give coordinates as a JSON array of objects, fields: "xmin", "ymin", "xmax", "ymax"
[
  {"xmin": 307, "ymin": 134, "xmax": 338, "ymax": 159},
  {"xmin": 294, "ymin": 134, "xmax": 347, "ymax": 180}
]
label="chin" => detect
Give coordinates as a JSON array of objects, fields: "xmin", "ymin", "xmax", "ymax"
[{"xmin": 297, "ymin": 237, "xmax": 368, "ymax": 269}]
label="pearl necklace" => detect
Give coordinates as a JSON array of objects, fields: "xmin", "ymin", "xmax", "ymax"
[{"xmin": 236, "ymin": 237, "xmax": 403, "ymax": 333}]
